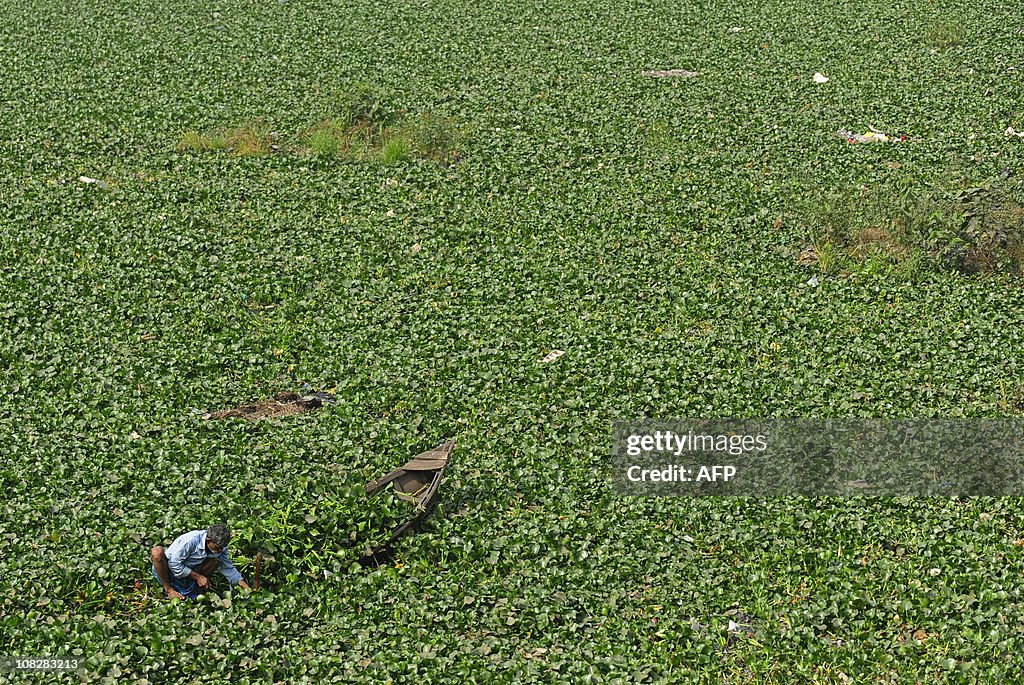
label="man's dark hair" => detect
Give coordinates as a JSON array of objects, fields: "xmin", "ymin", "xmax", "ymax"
[{"xmin": 207, "ymin": 524, "xmax": 232, "ymax": 548}]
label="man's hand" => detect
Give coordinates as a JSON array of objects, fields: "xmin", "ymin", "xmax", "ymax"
[
  {"xmin": 237, "ymin": 580, "xmax": 253, "ymax": 591},
  {"xmin": 165, "ymin": 588, "xmax": 185, "ymax": 601},
  {"xmin": 189, "ymin": 572, "xmax": 209, "ymax": 590}
]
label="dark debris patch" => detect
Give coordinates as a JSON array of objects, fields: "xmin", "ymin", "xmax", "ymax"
[{"xmin": 203, "ymin": 391, "xmax": 336, "ymax": 421}]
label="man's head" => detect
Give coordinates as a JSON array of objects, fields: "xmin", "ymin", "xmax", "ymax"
[{"xmin": 206, "ymin": 524, "xmax": 232, "ymax": 554}]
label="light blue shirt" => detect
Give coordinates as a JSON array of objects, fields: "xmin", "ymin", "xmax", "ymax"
[{"xmin": 165, "ymin": 529, "xmax": 244, "ymax": 586}]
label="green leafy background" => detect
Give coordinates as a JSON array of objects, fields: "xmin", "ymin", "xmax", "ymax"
[{"xmin": 2, "ymin": 0, "xmax": 1024, "ymax": 681}]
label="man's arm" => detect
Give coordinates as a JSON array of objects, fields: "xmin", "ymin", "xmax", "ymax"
[{"xmin": 218, "ymin": 552, "xmax": 246, "ymax": 587}]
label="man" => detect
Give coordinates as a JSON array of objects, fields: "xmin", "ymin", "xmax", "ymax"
[{"xmin": 150, "ymin": 524, "xmax": 252, "ymax": 600}]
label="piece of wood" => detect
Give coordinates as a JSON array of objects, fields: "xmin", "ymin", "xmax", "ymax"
[{"xmin": 253, "ymin": 552, "xmax": 263, "ymax": 591}]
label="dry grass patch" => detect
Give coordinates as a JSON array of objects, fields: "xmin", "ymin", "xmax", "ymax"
[
  {"xmin": 175, "ymin": 87, "xmax": 463, "ymax": 165},
  {"xmin": 796, "ymin": 175, "xmax": 1024, "ymax": 276},
  {"xmin": 224, "ymin": 122, "xmax": 274, "ymax": 156},
  {"xmin": 176, "ymin": 121, "xmax": 274, "ymax": 156}
]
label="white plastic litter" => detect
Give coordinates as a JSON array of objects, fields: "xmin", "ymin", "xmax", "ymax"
[
  {"xmin": 813, "ymin": 72, "xmax": 829, "ymax": 83},
  {"xmin": 542, "ymin": 349, "xmax": 565, "ymax": 363},
  {"xmin": 642, "ymin": 69, "xmax": 698, "ymax": 78},
  {"xmin": 79, "ymin": 175, "xmax": 110, "ymax": 190},
  {"xmin": 835, "ymin": 128, "xmax": 908, "ymax": 144},
  {"xmin": 1007, "ymin": 127, "xmax": 1024, "ymax": 138},
  {"xmin": 807, "ymin": 276, "xmax": 820, "ymax": 287}
]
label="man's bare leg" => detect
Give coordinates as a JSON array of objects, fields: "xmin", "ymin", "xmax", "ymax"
[
  {"xmin": 193, "ymin": 558, "xmax": 219, "ymax": 591},
  {"xmin": 150, "ymin": 546, "xmax": 184, "ymax": 600},
  {"xmin": 196, "ymin": 558, "xmax": 219, "ymax": 576},
  {"xmin": 182, "ymin": 558, "xmax": 221, "ymax": 594}
]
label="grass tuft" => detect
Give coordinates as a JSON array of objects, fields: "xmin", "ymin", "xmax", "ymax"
[
  {"xmin": 308, "ymin": 125, "xmax": 342, "ymax": 157},
  {"xmin": 176, "ymin": 129, "xmax": 228, "ymax": 152},
  {"xmin": 925, "ymin": 19, "xmax": 967, "ymax": 49},
  {"xmin": 176, "ymin": 130, "xmax": 205, "ymax": 151},
  {"xmin": 381, "ymin": 136, "xmax": 412, "ymax": 164},
  {"xmin": 176, "ymin": 122, "xmax": 271, "ymax": 156}
]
